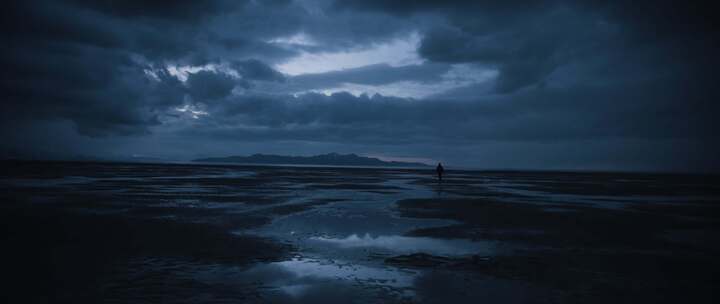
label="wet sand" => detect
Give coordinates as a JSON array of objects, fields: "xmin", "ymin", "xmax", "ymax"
[{"xmin": 1, "ymin": 161, "xmax": 718, "ymax": 303}]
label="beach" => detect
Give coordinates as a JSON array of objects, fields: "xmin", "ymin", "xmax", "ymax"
[{"xmin": 2, "ymin": 161, "xmax": 718, "ymax": 303}]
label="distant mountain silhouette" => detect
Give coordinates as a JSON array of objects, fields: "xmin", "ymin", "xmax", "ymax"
[{"xmin": 193, "ymin": 153, "xmax": 429, "ymax": 167}]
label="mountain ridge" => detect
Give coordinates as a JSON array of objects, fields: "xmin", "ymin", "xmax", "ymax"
[{"xmin": 193, "ymin": 153, "xmax": 430, "ymax": 167}]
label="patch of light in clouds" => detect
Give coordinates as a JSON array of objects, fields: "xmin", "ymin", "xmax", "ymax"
[
  {"xmin": 301, "ymin": 64, "xmax": 498, "ymax": 98},
  {"xmin": 166, "ymin": 64, "xmax": 216, "ymax": 81},
  {"xmin": 175, "ymin": 104, "xmax": 209, "ymax": 119},
  {"xmin": 268, "ymin": 32, "xmax": 317, "ymax": 46},
  {"xmin": 275, "ymin": 32, "xmax": 423, "ymax": 76},
  {"xmin": 164, "ymin": 63, "xmax": 240, "ymax": 82}
]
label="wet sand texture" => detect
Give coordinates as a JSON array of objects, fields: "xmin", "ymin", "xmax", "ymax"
[{"xmin": 1, "ymin": 161, "xmax": 718, "ymax": 303}]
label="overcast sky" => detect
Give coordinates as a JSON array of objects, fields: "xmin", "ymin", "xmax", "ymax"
[{"xmin": 2, "ymin": 0, "xmax": 718, "ymax": 171}]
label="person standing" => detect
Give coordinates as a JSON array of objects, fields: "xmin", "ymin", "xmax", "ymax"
[{"xmin": 436, "ymin": 162, "xmax": 444, "ymax": 181}]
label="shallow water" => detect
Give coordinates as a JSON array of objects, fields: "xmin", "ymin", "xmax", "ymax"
[{"xmin": 2, "ymin": 161, "xmax": 718, "ymax": 303}]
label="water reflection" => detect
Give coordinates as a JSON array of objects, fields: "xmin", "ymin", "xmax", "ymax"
[
  {"xmin": 310, "ymin": 233, "xmax": 495, "ymax": 256},
  {"xmin": 108, "ymin": 255, "xmax": 415, "ymax": 303},
  {"xmin": 274, "ymin": 257, "xmax": 417, "ymax": 289},
  {"xmin": 237, "ymin": 257, "xmax": 418, "ymax": 301}
]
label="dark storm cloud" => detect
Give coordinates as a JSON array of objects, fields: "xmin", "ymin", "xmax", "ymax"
[
  {"xmin": 186, "ymin": 71, "xmax": 238, "ymax": 102},
  {"xmin": 1, "ymin": 0, "xmax": 718, "ymax": 171},
  {"xmin": 190, "ymin": 74, "xmax": 713, "ymax": 145},
  {"xmin": 339, "ymin": 0, "xmax": 718, "ymax": 93},
  {"xmin": 1, "ymin": 0, "xmax": 418, "ymax": 134},
  {"xmin": 1, "ymin": 0, "xmax": 404, "ymax": 137},
  {"xmin": 233, "ymin": 59, "xmax": 287, "ymax": 82},
  {"xmin": 183, "ymin": 60, "xmax": 287, "ymax": 102},
  {"xmin": 334, "ymin": 0, "xmax": 551, "ymax": 16},
  {"xmin": 65, "ymin": 0, "xmax": 235, "ymax": 21},
  {"xmin": 4, "ymin": 1, "xmax": 234, "ymax": 61},
  {"xmin": 0, "ymin": 39, "xmax": 180, "ymax": 136},
  {"xmin": 1, "ymin": 0, "xmax": 290, "ymax": 137},
  {"xmin": 417, "ymin": 14, "xmax": 594, "ymax": 93},
  {"xmin": 2, "ymin": 1, "xmax": 207, "ymax": 136},
  {"xmin": 336, "ymin": 0, "xmax": 585, "ymax": 92}
]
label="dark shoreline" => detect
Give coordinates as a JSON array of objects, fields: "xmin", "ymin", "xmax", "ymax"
[{"xmin": 3, "ymin": 159, "xmax": 719, "ymax": 176}]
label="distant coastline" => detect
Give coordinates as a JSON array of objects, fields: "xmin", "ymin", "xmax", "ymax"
[{"xmin": 192, "ymin": 153, "xmax": 430, "ymax": 168}]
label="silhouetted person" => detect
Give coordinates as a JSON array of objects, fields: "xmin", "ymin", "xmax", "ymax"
[{"xmin": 436, "ymin": 162, "xmax": 444, "ymax": 181}]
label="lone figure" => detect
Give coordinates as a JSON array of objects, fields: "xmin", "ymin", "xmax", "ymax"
[{"xmin": 436, "ymin": 162, "xmax": 444, "ymax": 181}]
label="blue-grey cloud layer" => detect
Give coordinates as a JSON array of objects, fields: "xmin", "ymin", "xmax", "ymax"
[{"xmin": 2, "ymin": 0, "xmax": 718, "ymax": 171}]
